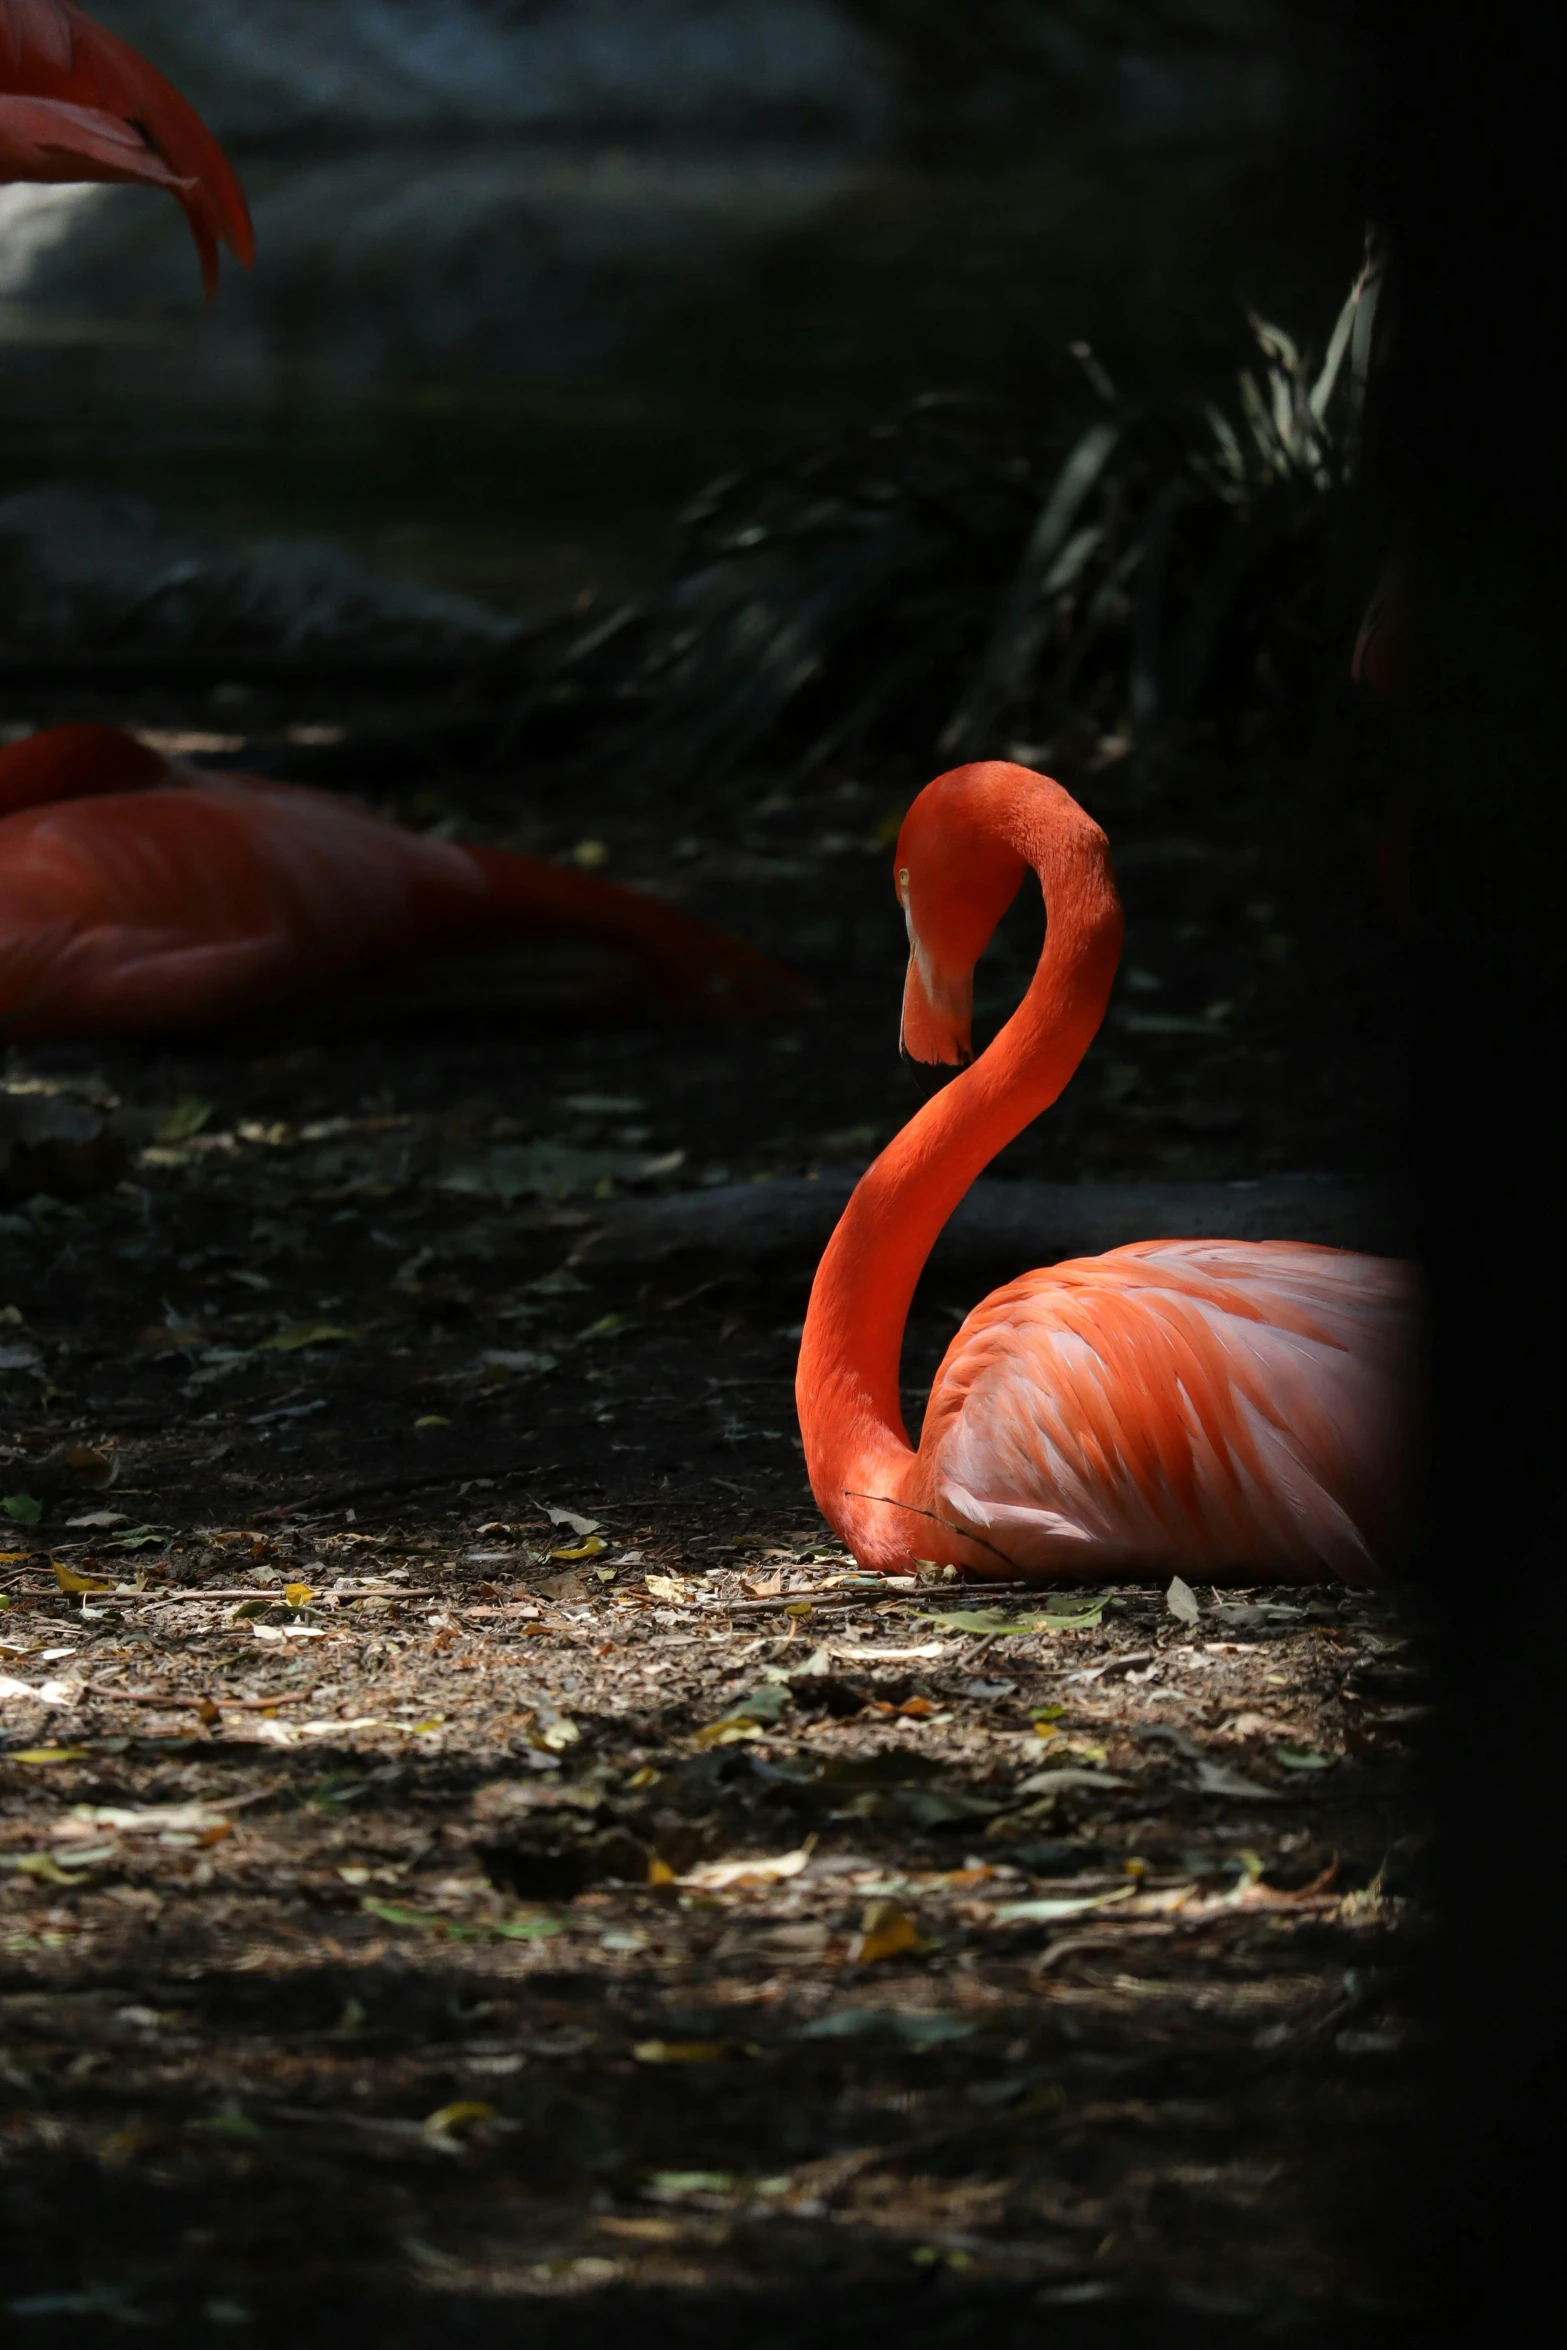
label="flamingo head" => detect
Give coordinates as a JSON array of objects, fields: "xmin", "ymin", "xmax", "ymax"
[{"xmin": 892, "ymin": 767, "xmax": 1031, "ymax": 1066}]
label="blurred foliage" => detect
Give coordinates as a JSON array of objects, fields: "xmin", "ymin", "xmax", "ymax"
[
  {"xmin": 839, "ymin": 0, "xmax": 1311, "ymax": 98},
  {"xmin": 514, "ymin": 244, "xmax": 1384, "ymax": 796}
]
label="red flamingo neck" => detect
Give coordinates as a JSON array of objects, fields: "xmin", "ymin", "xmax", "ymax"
[{"xmin": 795, "ymin": 778, "xmax": 1123, "ymax": 1563}]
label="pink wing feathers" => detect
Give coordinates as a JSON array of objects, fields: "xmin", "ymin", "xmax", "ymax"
[{"xmin": 916, "ymin": 1241, "xmax": 1421, "ymax": 1582}]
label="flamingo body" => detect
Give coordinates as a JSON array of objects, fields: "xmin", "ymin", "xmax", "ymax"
[
  {"xmin": 796, "ymin": 762, "xmax": 1420, "ymax": 1584},
  {"xmin": 900, "ymin": 1239, "xmax": 1415, "ymax": 1583},
  {"xmin": 0, "ymin": 725, "xmax": 807, "ymax": 1038},
  {"xmin": 1, "ymin": 0, "xmax": 252, "ymax": 292}
]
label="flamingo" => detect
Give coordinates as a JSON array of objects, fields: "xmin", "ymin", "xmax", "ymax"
[
  {"xmin": 796, "ymin": 761, "xmax": 1421, "ymax": 1583},
  {"xmin": 1, "ymin": 0, "xmax": 252, "ymax": 294},
  {"xmin": 0, "ymin": 723, "xmax": 808, "ymax": 1038}
]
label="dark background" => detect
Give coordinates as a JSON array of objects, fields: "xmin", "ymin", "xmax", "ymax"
[
  {"xmin": 5, "ymin": 3, "xmax": 1564, "ymax": 2340},
  {"xmin": 4, "ymin": 2, "xmax": 1365, "ymax": 608}
]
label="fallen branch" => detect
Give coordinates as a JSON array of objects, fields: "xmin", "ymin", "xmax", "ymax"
[
  {"xmin": 709, "ymin": 1585, "xmax": 1042, "ymax": 1617},
  {"xmin": 6, "ymin": 1586, "xmax": 440, "ymax": 1605},
  {"xmin": 574, "ymin": 1174, "xmax": 1415, "ymax": 1271},
  {"xmin": 84, "ymin": 1686, "xmax": 317, "ymax": 1711},
  {"xmin": 140, "ymin": 1587, "xmax": 437, "ymax": 1604}
]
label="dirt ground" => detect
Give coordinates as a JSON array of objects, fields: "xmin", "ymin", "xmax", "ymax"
[{"xmin": 0, "ymin": 705, "xmax": 1422, "ymax": 2342}]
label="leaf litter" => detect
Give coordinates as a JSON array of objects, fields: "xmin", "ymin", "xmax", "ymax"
[{"xmin": 0, "ymin": 753, "xmax": 1421, "ymax": 2331}]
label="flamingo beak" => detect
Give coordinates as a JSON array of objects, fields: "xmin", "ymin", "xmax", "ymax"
[{"xmin": 898, "ymin": 897, "xmax": 973, "ymax": 1066}]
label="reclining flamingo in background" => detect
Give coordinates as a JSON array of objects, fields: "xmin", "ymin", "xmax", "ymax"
[
  {"xmin": 796, "ymin": 761, "xmax": 1421, "ymax": 1583},
  {"xmin": 0, "ymin": 0, "xmax": 252, "ymax": 292},
  {"xmin": 0, "ymin": 21, "xmax": 803, "ymax": 1037},
  {"xmin": 0, "ymin": 724, "xmax": 809, "ymax": 1037}
]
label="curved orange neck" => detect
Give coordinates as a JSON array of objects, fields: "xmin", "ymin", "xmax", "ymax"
[{"xmin": 795, "ymin": 775, "xmax": 1123, "ymax": 1566}]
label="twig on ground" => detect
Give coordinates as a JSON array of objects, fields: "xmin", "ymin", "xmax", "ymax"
[{"xmin": 84, "ymin": 1686, "xmax": 318, "ymax": 1711}]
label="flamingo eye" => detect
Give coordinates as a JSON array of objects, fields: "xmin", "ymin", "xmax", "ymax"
[{"xmin": 897, "ymin": 865, "xmax": 911, "ymax": 891}]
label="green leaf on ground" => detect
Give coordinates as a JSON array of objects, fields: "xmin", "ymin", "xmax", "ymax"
[
  {"xmin": 912, "ymin": 1601, "xmax": 1106, "ymax": 1635},
  {"xmin": 257, "ymin": 1324, "xmax": 360, "ymax": 1354},
  {"xmin": 994, "ymin": 1885, "xmax": 1138, "ymax": 1924},
  {"xmin": 157, "ymin": 1096, "xmax": 215, "ymax": 1142},
  {"xmin": 361, "ymin": 1897, "xmax": 562, "ymax": 1944},
  {"xmin": 798, "ymin": 2010, "xmax": 976, "ymax": 2044}
]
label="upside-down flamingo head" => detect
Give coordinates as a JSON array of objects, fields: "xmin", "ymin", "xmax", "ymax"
[
  {"xmin": 892, "ymin": 763, "xmax": 1041, "ymax": 1066},
  {"xmin": 0, "ymin": 0, "xmax": 254, "ymax": 295}
]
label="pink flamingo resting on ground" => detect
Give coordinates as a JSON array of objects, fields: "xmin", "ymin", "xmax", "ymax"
[
  {"xmin": 0, "ymin": 724, "xmax": 808, "ymax": 1038},
  {"xmin": 0, "ymin": 0, "xmax": 252, "ymax": 293},
  {"xmin": 796, "ymin": 762, "xmax": 1421, "ymax": 1583}
]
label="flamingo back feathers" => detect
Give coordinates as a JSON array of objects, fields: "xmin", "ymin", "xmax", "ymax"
[
  {"xmin": 0, "ymin": 723, "xmax": 169, "ymax": 819},
  {"xmin": 916, "ymin": 1240, "xmax": 1420, "ymax": 1581}
]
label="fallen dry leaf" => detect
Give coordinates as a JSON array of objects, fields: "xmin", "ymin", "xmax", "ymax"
[
  {"xmin": 66, "ymin": 1446, "xmax": 119, "ymax": 1490},
  {"xmin": 1166, "ymin": 1575, "xmax": 1201, "ymax": 1626},
  {"xmin": 59, "ymin": 1803, "xmax": 231, "ymax": 1838},
  {"xmin": 692, "ymin": 1721, "xmax": 760, "ymax": 1748},
  {"xmin": 632, "ymin": 2042, "xmax": 727, "ymax": 2065},
  {"xmin": 1013, "ymin": 1765, "xmax": 1132, "ymax": 1797},
  {"xmin": 852, "ymin": 1899, "xmax": 922, "ymax": 1965},
  {"xmin": 1, "ymin": 1675, "xmax": 62, "ymax": 1704},
  {"xmin": 53, "ymin": 1560, "xmax": 115, "ymax": 1596},
  {"xmin": 423, "ymin": 2101, "xmax": 497, "ymax": 2147},
  {"xmin": 0, "ymin": 1852, "xmax": 77, "ymax": 1885},
  {"xmin": 538, "ymin": 1502, "xmax": 603, "ymax": 1539},
  {"xmin": 680, "ymin": 1839, "xmax": 816, "ymax": 1891},
  {"xmin": 1194, "ymin": 1759, "xmax": 1284, "ymax": 1800}
]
